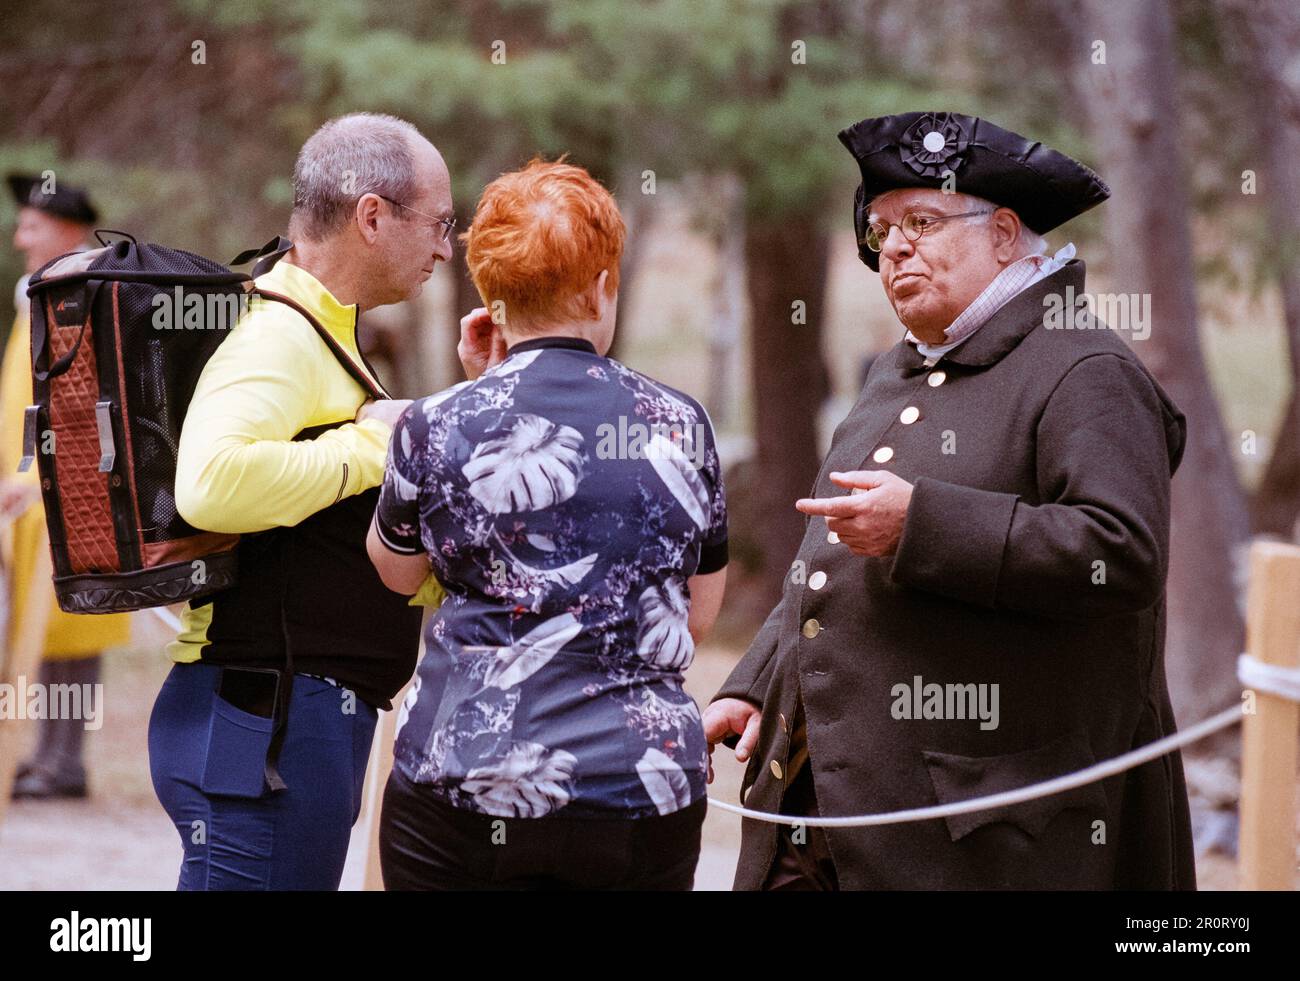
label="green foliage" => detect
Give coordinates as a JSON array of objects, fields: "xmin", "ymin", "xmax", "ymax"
[
  {"xmin": 0, "ymin": 0, "xmax": 1255, "ymax": 274},
  {"xmin": 276, "ymin": 0, "xmax": 941, "ymax": 220}
]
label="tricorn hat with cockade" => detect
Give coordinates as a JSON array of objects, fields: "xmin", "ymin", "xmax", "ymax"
[{"xmin": 838, "ymin": 111, "xmax": 1109, "ymax": 270}]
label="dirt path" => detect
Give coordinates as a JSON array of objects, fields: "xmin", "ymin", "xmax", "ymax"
[
  {"xmin": 0, "ymin": 626, "xmax": 1239, "ymax": 890},
  {"xmin": 0, "ymin": 631, "xmax": 748, "ymax": 890}
]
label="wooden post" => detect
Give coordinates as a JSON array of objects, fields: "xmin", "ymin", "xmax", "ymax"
[
  {"xmin": 1238, "ymin": 540, "xmax": 1300, "ymax": 890},
  {"xmin": 0, "ymin": 526, "xmax": 55, "ymax": 835}
]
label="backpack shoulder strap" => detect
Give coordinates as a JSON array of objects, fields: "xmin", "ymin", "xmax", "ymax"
[
  {"xmin": 251, "ymin": 286, "xmax": 389, "ymax": 400},
  {"xmin": 229, "ymin": 236, "xmax": 294, "ymax": 278},
  {"xmin": 232, "ymin": 237, "xmax": 389, "ymax": 400}
]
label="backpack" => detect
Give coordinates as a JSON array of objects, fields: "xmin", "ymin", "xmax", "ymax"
[{"xmin": 21, "ymin": 231, "xmax": 385, "ymax": 614}]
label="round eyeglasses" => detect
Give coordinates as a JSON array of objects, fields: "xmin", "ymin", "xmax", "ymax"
[{"xmin": 863, "ymin": 209, "xmax": 992, "ymax": 253}]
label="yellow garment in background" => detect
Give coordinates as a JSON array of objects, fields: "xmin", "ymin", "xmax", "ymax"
[{"xmin": 0, "ymin": 309, "xmax": 131, "ymax": 658}]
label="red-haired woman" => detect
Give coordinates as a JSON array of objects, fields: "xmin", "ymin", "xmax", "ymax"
[{"xmin": 368, "ymin": 159, "xmax": 729, "ymax": 890}]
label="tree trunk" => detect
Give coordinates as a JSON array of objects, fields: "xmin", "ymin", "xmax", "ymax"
[
  {"xmin": 1254, "ymin": 393, "xmax": 1300, "ymax": 537},
  {"xmin": 1078, "ymin": 0, "xmax": 1249, "ymax": 725},
  {"xmin": 744, "ymin": 217, "xmax": 831, "ymax": 605},
  {"xmin": 606, "ymin": 165, "xmax": 656, "ymax": 364},
  {"xmin": 703, "ymin": 172, "xmax": 747, "ymax": 428},
  {"xmin": 1227, "ymin": 0, "xmax": 1300, "ymax": 539}
]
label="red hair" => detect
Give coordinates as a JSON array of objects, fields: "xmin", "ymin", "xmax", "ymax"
[{"xmin": 463, "ymin": 158, "xmax": 625, "ymax": 325}]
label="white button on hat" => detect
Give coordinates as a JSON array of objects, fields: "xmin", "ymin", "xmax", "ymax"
[
  {"xmin": 873, "ymin": 446, "xmax": 894, "ymax": 464},
  {"xmin": 900, "ymin": 405, "xmax": 921, "ymax": 424},
  {"xmin": 927, "ymin": 370, "xmax": 947, "ymax": 387},
  {"xmin": 808, "ymin": 570, "xmax": 827, "ymax": 590},
  {"xmin": 802, "ymin": 618, "xmax": 822, "ymax": 638},
  {"xmin": 922, "ymin": 131, "xmax": 946, "ymax": 153}
]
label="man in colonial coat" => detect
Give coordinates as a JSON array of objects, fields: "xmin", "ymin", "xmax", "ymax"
[{"xmin": 704, "ymin": 112, "xmax": 1196, "ymax": 890}]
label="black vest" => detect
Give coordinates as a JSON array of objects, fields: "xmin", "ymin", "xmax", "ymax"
[{"xmin": 193, "ymin": 422, "xmax": 423, "ymax": 709}]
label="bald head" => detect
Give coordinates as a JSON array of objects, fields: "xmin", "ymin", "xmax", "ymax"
[{"xmin": 290, "ymin": 112, "xmax": 445, "ymax": 242}]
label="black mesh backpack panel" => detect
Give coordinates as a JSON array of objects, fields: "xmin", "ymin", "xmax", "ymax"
[{"xmin": 25, "ymin": 233, "xmax": 385, "ymax": 614}]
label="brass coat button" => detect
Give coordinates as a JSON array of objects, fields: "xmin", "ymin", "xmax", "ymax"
[
  {"xmin": 779, "ymin": 712, "xmax": 789, "ymax": 733},
  {"xmin": 900, "ymin": 405, "xmax": 921, "ymax": 424},
  {"xmin": 802, "ymin": 618, "xmax": 821, "ymax": 639},
  {"xmin": 770, "ymin": 760, "xmax": 784, "ymax": 780}
]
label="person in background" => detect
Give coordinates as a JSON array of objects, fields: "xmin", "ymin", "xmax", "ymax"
[
  {"xmin": 1, "ymin": 174, "xmax": 131, "ymax": 800},
  {"xmin": 371, "ymin": 158, "xmax": 728, "ymax": 890}
]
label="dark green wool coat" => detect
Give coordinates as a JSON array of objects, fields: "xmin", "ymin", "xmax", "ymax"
[{"xmin": 714, "ymin": 259, "xmax": 1196, "ymax": 890}]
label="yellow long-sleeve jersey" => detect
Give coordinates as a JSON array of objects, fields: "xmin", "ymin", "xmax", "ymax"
[
  {"xmin": 172, "ymin": 259, "xmax": 393, "ymax": 536},
  {"xmin": 165, "ymin": 257, "xmax": 431, "ymax": 706}
]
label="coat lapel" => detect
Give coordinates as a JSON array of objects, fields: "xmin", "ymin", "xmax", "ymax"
[
  {"xmin": 820, "ymin": 260, "xmax": 1089, "ymax": 482},
  {"xmin": 938, "ymin": 259, "xmax": 1087, "ymax": 367}
]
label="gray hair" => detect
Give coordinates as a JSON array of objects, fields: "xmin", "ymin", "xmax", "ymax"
[
  {"xmin": 290, "ymin": 113, "xmax": 423, "ymax": 241},
  {"xmin": 950, "ymin": 191, "xmax": 1048, "ymax": 257}
]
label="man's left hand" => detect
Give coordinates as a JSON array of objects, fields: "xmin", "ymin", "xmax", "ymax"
[
  {"xmin": 795, "ymin": 470, "xmax": 914, "ymax": 557},
  {"xmin": 356, "ymin": 398, "xmax": 414, "ymax": 429}
]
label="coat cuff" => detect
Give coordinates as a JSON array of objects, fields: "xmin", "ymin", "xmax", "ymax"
[
  {"xmin": 314, "ymin": 416, "xmax": 393, "ymax": 503},
  {"xmin": 712, "ymin": 640, "xmax": 778, "ymax": 750},
  {"xmin": 891, "ymin": 476, "xmax": 1018, "ymax": 607},
  {"xmin": 712, "ymin": 658, "xmax": 772, "ymax": 709}
]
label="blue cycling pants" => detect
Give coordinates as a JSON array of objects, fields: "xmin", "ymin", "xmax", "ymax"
[{"xmin": 148, "ymin": 661, "xmax": 377, "ymax": 890}]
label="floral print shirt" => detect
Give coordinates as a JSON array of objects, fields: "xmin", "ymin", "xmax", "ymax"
[{"xmin": 374, "ymin": 335, "xmax": 728, "ymax": 819}]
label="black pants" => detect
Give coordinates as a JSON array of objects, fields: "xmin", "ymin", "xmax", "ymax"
[{"xmin": 379, "ymin": 768, "xmax": 706, "ymax": 890}]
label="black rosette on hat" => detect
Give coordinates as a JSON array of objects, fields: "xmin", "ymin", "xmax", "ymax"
[{"xmin": 899, "ymin": 112, "xmax": 970, "ymax": 179}]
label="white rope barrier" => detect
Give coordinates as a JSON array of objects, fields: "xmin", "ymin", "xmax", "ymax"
[
  {"xmin": 706, "ymin": 703, "xmax": 1243, "ymax": 828},
  {"xmin": 149, "ymin": 606, "xmax": 182, "ymax": 631},
  {"xmin": 1237, "ymin": 652, "xmax": 1300, "ymax": 703},
  {"xmin": 80, "ymin": 608, "xmax": 1300, "ymax": 829}
]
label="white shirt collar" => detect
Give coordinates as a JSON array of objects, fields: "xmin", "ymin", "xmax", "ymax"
[{"xmin": 907, "ymin": 242, "xmax": 1076, "ymax": 360}]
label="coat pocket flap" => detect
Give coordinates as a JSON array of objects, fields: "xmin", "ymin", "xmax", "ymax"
[{"xmin": 922, "ymin": 730, "xmax": 1107, "ymax": 842}]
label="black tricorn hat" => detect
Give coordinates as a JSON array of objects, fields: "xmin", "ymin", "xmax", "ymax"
[
  {"xmin": 7, "ymin": 173, "xmax": 98, "ymax": 225},
  {"xmin": 838, "ymin": 111, "xmax": 1109, "ymax": 270}
]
